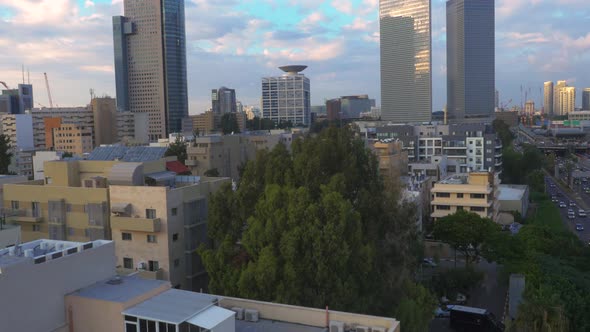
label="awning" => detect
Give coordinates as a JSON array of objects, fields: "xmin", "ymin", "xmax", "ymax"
[
  {"xmin": 145, "ymin": 171, "xmax": 177, "ymax": 182},
  {"xmin": 187, "ymin": 306, "xmax": 235, "ymax": 329},
  {"xmin": 166, "ymin": 161, "xmax": 191, "ymax": 174},
  {"xmin": 111, "ymin": 203, "xmax": 130, "ymax": 214}
]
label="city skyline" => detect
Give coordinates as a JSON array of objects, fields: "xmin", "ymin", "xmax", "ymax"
[{"xmin": 1, "ymin": 0, "xmax": 590, "ymax": 114}]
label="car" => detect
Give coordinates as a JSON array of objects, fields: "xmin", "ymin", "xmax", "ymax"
[
  {"xmin": 440, "ymin": 293, "xmax": 467, "ymax": 305},
  {"xmin": 570, "ymin": 201, "xmax": 577, "ymax": 207},
  {"xmin": 568, "ymin": 208, "xmax": 574, "ymax": 214},
  {"xmin": 551, "ymin": 196, "xmax": 558, "ymax": 202},
  {"xmin": 579, "ymin": 210, "xmax": 587, "ymax": 217},
  {"xmin": 568, "ymin": 213, "xmax": 576, "ymax": 219},
  {"xmin": 434, "ymin": 305, "xmax": 455, "ymax": 318},
  {"xmin": 422, "ymin": 258, "xmax": 437, "ymax": 267},
  {"xmin": 576, "ymin": 223, "xmax": 584, "ymax": 231},
  {"xmin": 550, "ymin": 184, "xmax": 556, "ymax": 188},
  {"xmin": 559, "ymin": 201, "xmax": 567, "ymax": 208}
]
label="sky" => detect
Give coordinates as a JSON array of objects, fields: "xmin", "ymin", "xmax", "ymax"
[{"xmin": 0, "ymin": 0, "xmax": 589, "ymax": 114}]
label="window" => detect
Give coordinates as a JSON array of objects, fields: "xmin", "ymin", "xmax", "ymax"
[
  {"xmin": 456, "ymin": 206, "xmax": 464, "ymax": 211},
  {"xmin": 147, "ymin": 234, "xmax": 157, "ymax": 243},
  {"xmin": 172, "ymin": 233, "xmax": 179, "ymax": 242},
  {"xmin": 146, "ymin": 209, "xmax": 156, "ymax": 219},
  {"xmin": 470, "ymin": 193, "xmax": 485, "ymax": 199},
  {"xmin": 171, "ymin": 208, "xmax": 177, "ymax": 216},
  {"xmin": 122, "ymin": 232, "xmax": 132, "ymax": 241},
  {"xmin": 10, "ymin": 201, "xmax": 18, "ymax": 210},
  {"xmin": 174, "ymin": 259, "xmax": 180, "ymax": 267},
  {"xmin": 436, "ymin": 193, "xmax": 450, "ymax": 198},
  {"xmin": 437, "ymin": 205, "xmax": 451, "ymax": 210},
  {"xmin": 148, "ymin": 260, "xmax": 159, "ymax": 271},
  {"xmin": 471, "ymin": 206, "xmax": 485, "ymax": 212},
  {"xmin": 123, "ymin": 257, "xmax": 133, "ymax": 269},
  {"xmin": 33, "ymin": 224, "xmax": 41, "ymax": 232},
  {"xmin": 32, "ymin": 202, "xmax": 40, "ymax": 218}
]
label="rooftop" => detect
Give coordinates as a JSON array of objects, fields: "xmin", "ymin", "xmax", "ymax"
[
  {"xmin": 439, "ymin": 174, "xmax": 469, "ymax": 185},
  {"xmin": 498, "ymin": 185, "xmax": 528, "ymax": 201},
  {"xmin": 87, "ymin": 146, "xmax": 168, "ymax": 162},
  {"xmin": 236, "ymin": 320, "xmax": 326, "ymax": 332},
  {"xmin": 0, "ymin": 239, "xmax": 110, "ymax": 268},
  {"xmin": 73, "ymin": 275, "xmax": 168, "ymax": 303}
]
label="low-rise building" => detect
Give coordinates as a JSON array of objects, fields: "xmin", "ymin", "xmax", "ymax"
[
  {"xmin": 498, "ymin": 184, "xmax": 529, "ymax": 217},
  {"xmin": 33, "ymin": 151, "xmax": 63, "ymax": 180},
  {"xmin": 372, "ymin": 139, "xmax": 409, "ymax": 181},
  {"xmin": 0, "ymin": 223, "xmax": 20, "ymax": 248},
  {"xmin": 430, "ymin": 171, "xmax": 500, "ymax": 222}
]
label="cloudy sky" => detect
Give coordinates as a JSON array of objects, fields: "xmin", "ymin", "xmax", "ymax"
[{"xmin": 0, "ymin": 0, "xmax": 589, "ymax": 114}]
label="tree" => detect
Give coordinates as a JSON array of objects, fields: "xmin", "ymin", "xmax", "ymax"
[
  {"xmin": 0, "ymin": 134, "xmax": 12, "ymax": 174},
  {"xmin": 394, "ymin": 281, "xmax": 437, "ymax": 332},
  {"xmin": 200, "ymin": 127, "xmax": 420, "ymax": 315},
  {"xmin": 164, "ymin": 136, "xmax": 187, "ymax": 164},
  {"xmin": 433, "ymin": 210, "xmax": 502, "ymax": 266},
  {"xmin": 204, "ymin": 168, "xmax": 220, "ymax": 177},
  {"xmin": 246, "ymin": 116, "xmax": 275, "ymax": 131},
  {"xmin": 221, "ymin": 113, "xmax": 241, "ymax": 134},
  {"xmin": 493, "ymin": 118, "xmax": 514, "ymax": 147},
  {"xmin": 61, "ymin": 152, "xmax": 73, "ymax": 158}
]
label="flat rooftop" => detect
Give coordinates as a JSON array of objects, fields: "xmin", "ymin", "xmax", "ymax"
[
  {"xmin": 236, "ymin": 319, "xmax": 326, "ymax": 332},
  {"xmin": 499, "ymin": 185, "xmax": 527, "ymax": 200},
  {"xmin": 0, "ymin": 239, "xmax": 110, "ymax": 268},
  {"xmin": 73, "ymin": 275, "xmax": 168, "ymax": 303},
  {"xmin": 439, "ymin": 174, "xmax": 469, "ymax": 185}
]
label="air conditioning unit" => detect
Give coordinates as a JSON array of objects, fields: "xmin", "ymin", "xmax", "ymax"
[
  {"xmin": 231, "ymin": 307, "xmax": 244, "ymax": 320},
  {"xmin": 355, "ymin": 326, "xmax": 370, "ymax": 332},
  {"xmin": 244, "ymin": 309, "xmax": 259, "ymax": 322},
  {"xmin": 371, "ymin": 327, "xmax": 386, "ymax": 332},
  {"xmin": 329, "ymin": 321, "xmax": 344, "ymax": 332}
]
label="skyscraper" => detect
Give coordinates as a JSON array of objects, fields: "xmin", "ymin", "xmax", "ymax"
[
  {"xmin": 379, "ymin": 0, "xmax": 431, "ymax": 123},
  {"xmin": 113, "ymin": 0, "xmax": 188, "ymax": 141},
  {"xmin": 559, "ymin": 87, "xmax": 575, "ymax": 116},
  {"xmin": 211, "ymin": 87, "xmax": 237, "ymax": 114},
  {"xmin": 495, "ymin": 90, "xmax": 499, "ymax": 109},
  {"xmin": 553, "ymin": 80, "xmax": 567, "ymax": 116},
  {"xmin": 543, "ymin": 81, "xmax": 554, "ymax": 115},
  {"xmin": 446, "ymin": 0, "xmax": 495, "ymax": 121},
  {"xmin": 261, "ymin": 65, "xmax": 311, "ymax": 126},
  {"xmin": 582, "ymin": 88, "xmax": 590, "ymax": 110}
]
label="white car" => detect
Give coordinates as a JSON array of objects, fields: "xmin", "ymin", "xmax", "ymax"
[
  {"xmin": 559, "ymin": 202, "xmax": 567, "ymax": 208},
  {"xmin": 434, "ymin": 305, "xmax": 455, "ymax": 318},
  {"xmin": 579, "ymin": 210, "xmax": 587, "ymax": 217},
  {"xmin": 568, "ymin": 213, "xmax": 576, "ymax": 219}
]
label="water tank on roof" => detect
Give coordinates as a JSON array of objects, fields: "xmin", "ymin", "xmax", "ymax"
[{"xmin": 109, "ymin": 162, "xmax": 144, "ymax": 186}]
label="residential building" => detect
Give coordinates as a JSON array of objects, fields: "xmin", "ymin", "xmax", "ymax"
[
  {"xmin": 212, "ymin": 87, "xmax": 237, "ymax": 115},
  {"xmin": 10, "ymin": 150, "xmax": 35, "ymax": 179},
  {"xmin": 402, "ymin": 173, "xmax": 432, "ymax": 231},
  {"xmin": 113, "ymin": 0, "xmax": 189, "ymax": 139},
  {"xmin": 583, "ymin": 88, "xmax": 590, "ymax": 110},
  {"xmin": 0, "ymin": 239, "xmax": 115, "ymax": 332},
  {"xmin": 559, "ymin": 86, "xmax": 576, "ymax": 116},
  {"xmin": 447, "ymin": 0, "xmax": 495, "ymax": 121},
  {"xmin": 524, "ymin": 100, "xmax": 535, "ymax": 115},
  {"xmin": 0, "ymin": 83, "xmax": 33, "ymax": 114},
  {"xmin": 379, "ymin": 0, "xmax": 431, "ymax": 123},
  {"xmin": 0, "ymin": 113, "xmax": 34, "ymax": 151},
  {"xmin": 262, "ymin": 65, "xmax": 311, "ymax": 126},
  {"xmin": 44, "ymin": 117, "xmax": 62, "ymax": 150},
  {"xmin": 409, "ymin": 155, "xmax": 449, "ymax": 182},
  {"xmin": 498, "ymin": 184, "xmax": 529, "ymax": 217},
  {"xmin": 33, "ymin": 107, "xmax": 94, "ymax": 149},
  {"xmin": 372, "ymin": 139, "xmax": 409, "ymax": 181},
  {"xmin": 0, "ymin": 174, "xmax": 28, "ymax": 206},
  {"xmin": 33, "ymin": 151, "xmax": 63, "ymax": 180},
  {"xmin": 184, "ymin": 111, "xmax": 220, "ymax": 135},
  {"xmin": 430, "ymin": 171, "xmax": 500, "ymax": 222},
  {"xmin": 53, "ymin": 123, "xmax": 94, "ymax": 156},
  {"xmin": 544, "ymin": 81, "xmax": 554, "ymax": 115},
  {"xmin": 0, "ymin": 223, "xmax": 20, "ymax": 248},
  {"xmin": 375, "ymin": 123, "xmax": 502, "ymax": 174},
  {"xmin": 553, "ymin": 80, "xmax": 567, "ymax": 116}
]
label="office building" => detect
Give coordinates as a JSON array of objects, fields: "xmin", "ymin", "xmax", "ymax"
[
  {"xmin": 0, "ymin": 84, "xmax": 33, "ymax": 114},
  {"xmin": 553, "ymin": 80, "xmax": 567, "ymax": 116},
  {"xmin": 326, "ymin": 98, "xmax": 341, "ymax": 121},
  {"xmin": 326, "ymin": 95, "xmax": 373, "ymax": 120},
  {"xmin": 113, "ymin": 0, "xmax": 189, "ymax": 140},
  {"xmin": 262, "ymin": 65, "xmax": 311, "ymax": 126},
  {"xmin": 447, "ymin": 0, "xmax": 495, "ymax": 120},
  {"xmin": 582, "ymin": 88, "xmax": 590, "ymax": 110},
  {"xmin": 53, "ymin": 123, "xmax": 94, "ymax": 156},
  {"xmin": 379, "ymin": 0, "xmax": 431, "ymax": 123},
  {"xmin": 559, "ymin": 86, "xmax": 576, "ymax": 116},
  {"xmin": 212, "ymin": 87, "xmax": 237, "ymax": 114},
  {"xmin": 544, "ymin": 81, "xmax": 554, "ymax": 115},
  {"xmin": 374, "ymin": 122, "xmax": 502, "ymax": 174},
  {"xmin": 431, "ymin": 171, "xmax": 500, "ymax": 222},
  {"xmin": 0, "ymin": 239, "xmax": 115, "ymax": 332}
]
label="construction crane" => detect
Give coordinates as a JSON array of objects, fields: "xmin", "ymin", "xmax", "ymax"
[
  {"xmin": 501, "ymin": 99, "xmax": 513, "ymax": 110},
  {"xmin": 43, "ymin": 72, "xmax": 54, "ymax": 108},
  {"xmin": 0, "ymin": 81, "xmax": 9, "ymax": 90}
]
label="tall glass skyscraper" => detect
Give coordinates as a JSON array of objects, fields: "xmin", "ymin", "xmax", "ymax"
[
  {"xmin": 379, "ymin": 0, "xmax": 432, "ymax": 123},
  {"xmin": 446, "ymin": 0, "xmax": 495, "ymax": 120},
  {"xmin": 113, "ymin": 0, "xmax": 188, "ymax": 141}
]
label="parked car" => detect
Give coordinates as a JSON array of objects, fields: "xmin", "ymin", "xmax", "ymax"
[
  {"xmin": 434, "ymin": 305, "xmax": 455, "ymax": 318},
  {"xmin": 576, "ymin": 223, "xmax": 584, "ymax": 231},
  {"xmin": 441, "ymin": 293, "xmax": 467, "ymax": 305},
  {"xmin": 579, "ymin": 210, "xmax": 587, "ymax": 217},
  {"xmin": 422, "ymin": 258, "xmax": 437, "ymax": 267},
  {"xmin": 559, "ymin": 201, "xmax": 567, "ymax": 208}
]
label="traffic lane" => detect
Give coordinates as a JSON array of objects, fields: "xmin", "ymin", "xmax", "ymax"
[{"xmin": 545, "ymin": 178, "xmax": 590, "ymax": 243}]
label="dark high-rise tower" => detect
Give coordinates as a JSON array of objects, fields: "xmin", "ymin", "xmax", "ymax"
[
  {"xmin": 446, "ymin": 0, "xmax": 495, "ymax": 120},
  {"xmin": 211, "ymin": 87, "xmax": 237, "ymax": 114},
  {"xmin": 379, "ymin": 0, "xmax": 432, "ymax": 123},
  {"xmin": 113, "ymin": 0, "xmax": 188, "ymax": 141}
]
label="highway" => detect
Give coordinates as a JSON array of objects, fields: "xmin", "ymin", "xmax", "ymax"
[{"xmin": 544, "ymin": 176, "xmax": 590, "ymax": 244}]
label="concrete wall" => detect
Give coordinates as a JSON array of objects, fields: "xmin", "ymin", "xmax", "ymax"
[
  {"xmin": 0, "ymin": 224, "xmax": 20, "ymax": 248},
  {"xmin": 0, "ymin": 240, "xmax": 116, "ymax": 332},
  {"xmin": 0, "ymin": 175, "xmax": 28, "ymax": 206},
  {"xmin": 33, "ymin": 152, "xmax": 62, "ymax": 181}
]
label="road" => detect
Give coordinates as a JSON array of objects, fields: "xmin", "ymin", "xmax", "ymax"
[{"xmin": 545, "ymin": 176, "xmax": 590, "ymax": 244}]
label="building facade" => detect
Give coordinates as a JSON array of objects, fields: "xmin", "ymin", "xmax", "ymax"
[
  {"xmin": 262, "ymin": 65, "xmax": 311, "ymax": 126},
  {"xmin": 582, "ymin": 88, "xmax": 590, "ymax": 111},
  {"xmin": 553, "ymin": 80, "xmax": 567, "ymax": 116},
  {"xmin": 524, "ymin": 100, "xmax": 535, "ymax": 115},
  {"xmin": 113, "ymin": 0, "xmax": 189, "ymax": 140},
  {"xmin": 212, "ymin": 87, "xmax": 237, "ymax": 115},
  {"xmin": 559, "ymin": 86, "xmax": 576, "ymax": 116},
  {"xmin": 446, "ymin": 0, "xmax": 495, "ymax": 121},
  {"xmin": 0, "ymin": 84, "xmax": 33, "ymax": 114},
  {"xmin": 379, "ymin": 0, "xmax": 431, "ymax": 123},
  {"xmin": 53, "ymin": 124, "xmax": 94, "ymax": 156},
  {"xmin": 544, "ymin": 81, "xmax": 554, "ymax": 115},
  {"xmin": 430, "ymin": 171, "xmax": 500, "ymax": 222}
]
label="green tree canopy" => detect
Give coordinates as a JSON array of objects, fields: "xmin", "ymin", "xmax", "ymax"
[
  {"xmin": 164, "ymin": 136, "xmax": 187, "ymax": 164},
  {"xmin": 0, "ymin": 134, "xmax": 12, "ymax": 174},
  {"xmin": 221, "ymin": 113, "xmax": 241, "ymax": 134},
  {"xmin": 246, "ymin": 116, "xmax": 275, "ymax": 131},
  {"xmin": 204, "ymin": 168, "xmax": 220, "ymax": 177},
  {"xmin": 200, "ymin": 127, "xmax": 422, "ymax": 316}
]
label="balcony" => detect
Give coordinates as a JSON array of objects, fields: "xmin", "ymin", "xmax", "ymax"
[
  {"xmin": 6, "ymin": 209, "xmax": 42, "ymax": 223},
  {"xmin": 111, "ymin": 216, "xmax": 161, "ymax": 232}
]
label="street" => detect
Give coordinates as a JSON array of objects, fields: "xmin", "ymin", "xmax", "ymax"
[{"xmin": 546, "ymin": 175, "xmax": 590, "ymax": 244}]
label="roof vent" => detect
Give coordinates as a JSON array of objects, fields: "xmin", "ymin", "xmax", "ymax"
[{"xmin": 107, "ymin": 277, "xmax": 123, "ymax": 285}]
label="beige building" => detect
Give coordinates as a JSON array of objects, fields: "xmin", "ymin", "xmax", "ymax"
[
  {"xmin": 372, "ymin": 139, "xmax": 409, "ymax": 181},
  {"xmin": 92, "ymin": 97, "xmax": 148, "ymax": 146},
  {"xmin": 431, "ymin": 171, "xmax": 500, "ymax": 221},
  {"xmin": 568, "ymin": 110, "xmax": 590, "ymax": 121},
  {"xmin": 524, "ymin": 100, "xmax": 535, "ymax": 115},
  {"xmin": 544, "ymin": 81, "xmax": 553, "ymax": 115},
  {"xmin": 553, "ymin": 80, "xmax": 567, "ymax": 116},
  {"xmin": 559, "ymin": 86, "xmax": 576, "ymax": 116},
  {"xmin": 53, "ymin": 123, "xmax": 94, "ymax": 156}
]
